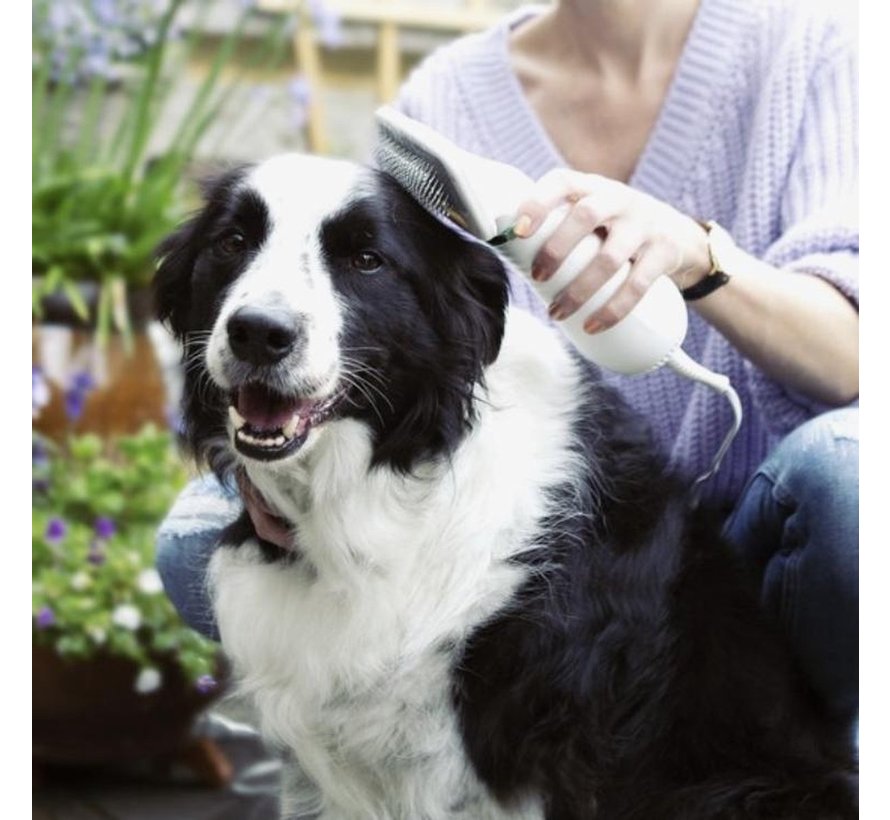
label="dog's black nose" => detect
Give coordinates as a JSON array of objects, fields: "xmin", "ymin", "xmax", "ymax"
[{"xmin": 227, "ymin": 307, "xmax": 302, "ymax": 366}]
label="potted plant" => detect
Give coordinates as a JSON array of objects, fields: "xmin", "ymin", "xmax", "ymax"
[
  {"xmin": 31, "ymin": 0, "xmax": 291, "ymax": 439},
  {"xmin": 32, "ymin": 423, "xmax": 224, "ymax": 768}
]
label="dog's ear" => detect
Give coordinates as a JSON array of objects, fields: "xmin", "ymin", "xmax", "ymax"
[
  {"xmin": 153, "ymin": 165, "xmax": 250, "ymax": 338},
  {"xmin": 153, "ymin": 217, "xmax": 199, "ymax": 339},
  {"xmin": 436, "ymin": 236, "xmax": 510, "ymax": 369}
]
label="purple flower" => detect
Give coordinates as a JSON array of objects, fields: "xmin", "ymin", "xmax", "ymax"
[
  {"xmin": 94, "ymin": 516, "xmax": 116, "ymax": 540},
  {"xmin": 308, "ymin": 1, "xmax": 343, "ymax": 48},
  {"xmin": 35, "ymin": 606, "xmax": 56, "ymax": 630},
  {"xmin": 46, "ymin": 4, "xmax": 75, "ymax": 35},
  {"xmin": 64, "ymin": 370, "xmax": 96, "ymax": 422},
  {"xmin": 32, "ymin": 439, "xmax": 49, "ymax": 467},
  {"xmin": 45, "ymin": 517, "xmax": 67, "ymax": 544},
  {"xmin": 70, "ymin": 371, "xmax": 96, "ymax": 392},
  {"xmin": 36, "ymin": 0, "xmax": 173, "ymax": 85},
  {"xmin": 288, "ymin": 74, "xmax": 312, "ymax": 131},
  {"xmin": 91, "ymin": 0, "xmax": 119, "ymax": 27},
  {"xmin": 33, "ymin": 439, "xmax": 51, "ymax": 492},
  {"xmin": 287, "ymin": 75, "xmax": 312, "ymax": 106},
  {"xmin": 83, "ymin": 48, "xmax": 111, "ymax": 79},
  {"xmin": 64, "ymin": 391, "xmax": 86, "ymax": 422},
  {"xmin": 195, "ymin": 674, "xmax": 218, "ymax": 694}
]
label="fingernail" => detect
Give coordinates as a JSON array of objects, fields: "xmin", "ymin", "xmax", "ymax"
[
  {"xmin": 583, "ymin": 317, "xmax": 603, "ymax": 334},
  {"xmin": 548, "ymin": 301, "xmax": 566, "ymax": 321},
  {"xmin": 531, "ymin": 264, "xmax": 548, "ymax": 282},
  {"xmin": 514, "ymin": 214, "xmax": 532, "ymax": 238}
]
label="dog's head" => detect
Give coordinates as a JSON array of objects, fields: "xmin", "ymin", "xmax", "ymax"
[{"xmin": 155, "ymin": 154, "xmax": 509, "ymax": 478}]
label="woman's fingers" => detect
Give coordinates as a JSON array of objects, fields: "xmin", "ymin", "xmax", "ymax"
[
  {"xmin": 511, "ymin": 169, "xmax": 707, "ymax": 330},
  {"xmin": 580, "ymin": 242, "xmax": 677, "ymax": 334},
  {"xmin": 532, "ymin": 195, "xmax": 612, "ymax": 281},
  {"xmin": 236, "ymin": 471, "xmax": 294, "ymax": 549},
  {"xmin": 515, "ymin": 170, "xmax": 614, "ymax": 237},
  {"xmin": 547, "ymin": 217, "xmax": 645, "ymax": 320}
]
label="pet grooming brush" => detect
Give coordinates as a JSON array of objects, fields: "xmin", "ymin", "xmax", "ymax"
[{"xmin": 374, "ymin": 106, "xmax": 742, "ymax": 497}]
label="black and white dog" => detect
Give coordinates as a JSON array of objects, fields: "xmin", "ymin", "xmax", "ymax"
[{"xmin": 155, "ymin": 154, "xmax": 856, "ymax": 819}]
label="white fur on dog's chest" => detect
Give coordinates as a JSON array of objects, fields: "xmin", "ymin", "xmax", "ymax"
[
  {"xmin": 211, "ymin": 530, "xmax": 542, "ymax": 819},
  {"xmin": 211, "ymin": 513, "xmax": 541, "ymax": 819},
  {"xmin": 210, "ymin": 312, "xmax": 580, "ymax": 819}
]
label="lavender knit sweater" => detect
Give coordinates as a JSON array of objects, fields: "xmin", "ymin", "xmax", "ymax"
[
  {"xmin": 392, "ymin": 0, "xmax": 858, "ymax": 504},
  {"xmin": 157, "ymin": 0, "xmax": 857, "ymax": 569}
]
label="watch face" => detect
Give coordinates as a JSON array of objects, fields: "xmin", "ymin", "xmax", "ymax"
[
  {"xmin": 683, "ymin": 221, "xmax": 733, "ymax": 301},
  {"xmin": 707, "ymin": 222, "xmax": 735, "ymax": 275}
]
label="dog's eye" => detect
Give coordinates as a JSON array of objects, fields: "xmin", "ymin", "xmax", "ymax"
[
  {"xmin": 215, "ymin": 231, "xmax": 246, "ymax": 257},
  {"xmin": 351, "ymin": 251, "xmax": 384, "ymax": 274}
]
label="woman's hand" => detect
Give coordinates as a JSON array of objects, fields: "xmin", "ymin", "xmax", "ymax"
[
  {"xmin": 512, "ymin": 171, "xmax": 857, "ymax": 406},
  {"xmin": 514, "ymin": 169, "xmax": 711, "ymax": 333},
  {"xmin": 236, "ymin": 471, "xmax": 295, "ymax": 550}
]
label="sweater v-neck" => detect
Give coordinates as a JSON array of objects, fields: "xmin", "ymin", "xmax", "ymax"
[{"xmin": 459, "ymin": 0, "xmax": 741, "ymax": 205}]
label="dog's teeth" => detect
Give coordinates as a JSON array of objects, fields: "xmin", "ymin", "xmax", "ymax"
[
  {"xmin": 282, "ymin": 417, "xmax": 299, "ymax": 439},
  {"xmin": 274, "ymin": 436, "xmax": 285, "ymax": 446},
  {"xmin": 229, "ymin": 406, "xmax": 246, "ymax": 430}
]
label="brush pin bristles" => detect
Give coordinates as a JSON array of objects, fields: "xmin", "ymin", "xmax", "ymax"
[{"xmin": 375, "ymin": 125, "xmax": 473, "ymax": 232}]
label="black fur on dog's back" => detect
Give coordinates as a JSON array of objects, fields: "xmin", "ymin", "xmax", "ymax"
[{"xmin": 454, "ymin": 377, "xmax": 857, "ymax": 819}]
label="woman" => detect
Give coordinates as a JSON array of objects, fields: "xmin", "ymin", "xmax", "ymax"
[{"xmin": 157, "ymin": 0, "xmax": 858, "ymax": 724}]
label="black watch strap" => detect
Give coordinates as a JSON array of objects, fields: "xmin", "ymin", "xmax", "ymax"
[
  {"xmin": 681, "ymin": 270, "xmax": 730, "ymax": 301},
  {"xmin": 682, "ymin": 220, "xmax": 733, "ymax": 302}
]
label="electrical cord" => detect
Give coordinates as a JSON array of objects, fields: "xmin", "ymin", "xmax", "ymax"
[{"xmin": 667, "ymin": 350, "xmax": 743, "ymax": 508}]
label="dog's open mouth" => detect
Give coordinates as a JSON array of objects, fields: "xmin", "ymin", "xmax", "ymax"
[{"xmin": 228, "ymin": 383, "xmax": 343, "ymax": 461}]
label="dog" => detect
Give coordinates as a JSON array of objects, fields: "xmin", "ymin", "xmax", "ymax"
[{"xmin": 155, "ymin": 153, "xmax": 856, "ymax": 819}]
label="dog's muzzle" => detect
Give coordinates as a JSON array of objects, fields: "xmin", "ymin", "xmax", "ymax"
[{"xmin": 221, "ymin": 306, "xmax": 343, "ymax": 462}]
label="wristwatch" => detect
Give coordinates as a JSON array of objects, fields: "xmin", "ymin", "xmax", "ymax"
[{"xmin": 681, "ymin": 220, "xmax": 733, "ymax": 301}]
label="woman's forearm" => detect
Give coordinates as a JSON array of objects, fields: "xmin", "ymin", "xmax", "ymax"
[{"xmin": 691, "ymin": 249, "xmax": 859, "ymax": 406}]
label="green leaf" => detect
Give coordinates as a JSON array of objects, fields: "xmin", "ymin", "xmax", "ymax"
[{"xmin": 62, "ymin": 281, "xmax": 90, "ymax": 321}]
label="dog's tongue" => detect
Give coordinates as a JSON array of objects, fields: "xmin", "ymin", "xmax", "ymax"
[{"xmin": 236, "ymin": 384, "xmax": 313, "ymax": 431}]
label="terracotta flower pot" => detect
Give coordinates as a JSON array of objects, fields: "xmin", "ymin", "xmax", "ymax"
[
  {"xmin": 32, "ymin": 645, "xmax": 224, "ymax": 766},
  {"xmin": 33, "ymin": 283, "xmax": 176, "ymax": 442}
]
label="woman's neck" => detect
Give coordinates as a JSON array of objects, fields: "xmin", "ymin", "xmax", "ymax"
[{"xmin": 543, "ymin": 0, "xmax": 701, "ymax": 80}]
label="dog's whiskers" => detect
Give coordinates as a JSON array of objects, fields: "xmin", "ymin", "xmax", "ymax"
[
  {"xmin": 339, "ymin": 359, "xmax": 394, "ymax": 417},
  {"xmin": 339, "ymin": 371, "xmax": 387, "ymax": 426}
]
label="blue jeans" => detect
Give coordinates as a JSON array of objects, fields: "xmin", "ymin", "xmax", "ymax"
[
  {"xmin": 156, "ymin": 410, "xmax": 859, "ymax": 719},
  {"xmin": 721, "ymin": 407, "xmax": 859, "ymax": 722}
]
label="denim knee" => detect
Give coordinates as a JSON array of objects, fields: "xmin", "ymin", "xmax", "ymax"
[
  {"xmin": 155, "ymin": 474, "xmax": 239, "ymax": 642},
  {"xmin": 722, "ymin": 407, "xmax": 858, "ymax": 720},
  {"xmin": 156, "ymin": 527, "xmax": 221, "ymax": 642},
  {"xmin": 757, "ymin": 407, "xmax": 858, "ymax": 516}
]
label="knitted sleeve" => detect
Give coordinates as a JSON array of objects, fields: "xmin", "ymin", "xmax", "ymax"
[{"xmin": 747, "ymin": 28, "xmax": 859, "ymax": 435}]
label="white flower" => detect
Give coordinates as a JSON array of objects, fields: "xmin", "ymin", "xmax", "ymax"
[
  {"xmin": 70, "ymin": 571, "xmax": 91, "ymax": 591},
  {"xmin": 111, "ymin": 603, "xmax": 141, "ymax": 631},
  {"xmin": 87, "ymin": 626, "xmax": 106, "ymax": 645},
  {"xmin": 32, "ymin": 367, "xmax": 51, "ymax": 418},
  {"xmin": 134, "ymin": 667, "xmax": 162, "ymax": 695},
  {"xmin": 137, "ymin": 568, "xmax": 163, "ymax": 595}
]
